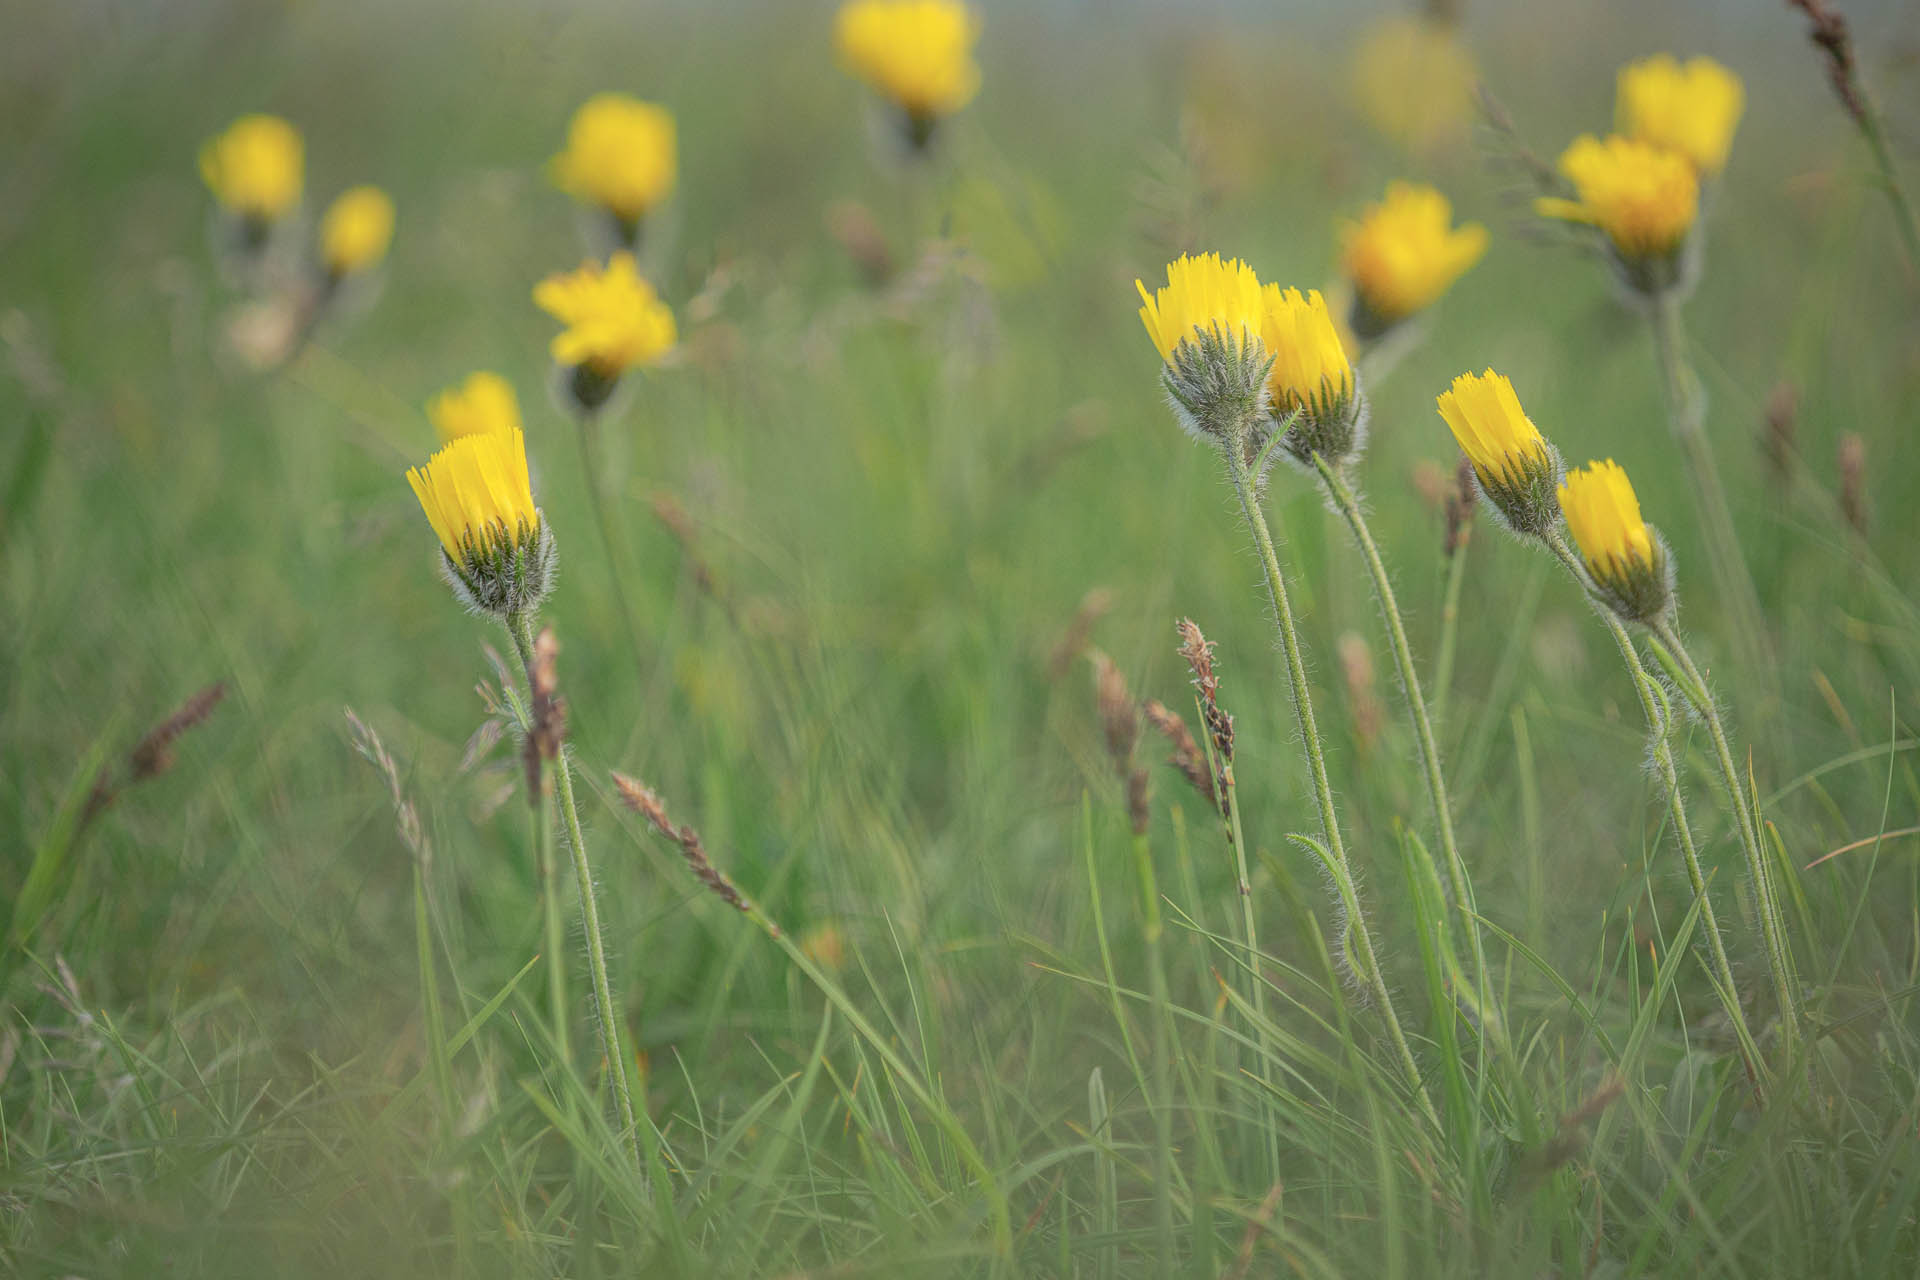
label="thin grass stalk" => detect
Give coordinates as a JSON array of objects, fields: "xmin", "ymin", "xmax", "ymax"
[
  {"xmin": 1214, "ymin": 723, "xmax": 1284, "ymax": 1186},
  {"xmin": 1222, "ymin": 439, "xmax": 1429, "ymax": 1114},
  {"xmin": 1431, "ymin": 535, "xmax": 1468, "ymax": 733},
  {"xmin": 536, "ymin": 781, "xmax": 572, "ymax": 1067},
  {"xmin": 1648, "ymin": 616, "xmax": 1802, "ymax": 1046},
  {"xmin": 1130, "ymin": 827, "xmax": 1176, "ymax": 1274},
  {"xmin": 1542, "ymin": 533, "xmax": 1765, "ymax": 1087},
  {"xmin": 572, "ymin": 411, "xmax": 648, "ymax": 674},
  {"xmin": 1313, "ymin": 454, "xmax": 1496, "ymax": 1047}
]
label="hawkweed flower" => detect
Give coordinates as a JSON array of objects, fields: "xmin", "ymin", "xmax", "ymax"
[
  {"xmin": 1136, "ymin": 253, "xmax": 1269, "ymax": 451},
  {"xmin": 834, "ymin": 0, "xmax": 982, "ymax": 151},
  {"xmin": 199, "ymin": 114, "xmax": 304, "ymax": 277},
  {"xmin": 1616, "ymin": 54, "xmax": 1744, "ymax": 178},
  {"xmin": 533, "ymin": 252, "xmax": 677, "ymax": 415},
  {"xmin": 550, "ymin": 94, "xmax": 677, "ymax": 251},
  {"xmin": 318, "ymin": 185, "xmax": 395, "ymax": 283},
  {"xmin": 1338, "ymin": 182, "xmax": 1487, "ymax": 340},
  {"xmin": 1559, "ymin": 459, "xmax": 1672, "ymax": 625},
  {"xmin": 1436, "ymin": 369, "xmax": 1563, "ymax": 537},
  {"xmin": 1350, "ymin": 16, "xmax": 1477, "ymax": 155},
  {"xmin": 1537, "ymin": 134, "xmax": 1699, "ymax": 296},
  {"xmin": 406, "ymin": 426, "xmax": 555, "ymax": 619},
  {"xmin": 1261, "ymin": 284, "xmax": 1364, "ymax": 467},
  {"xmin": 429, "ymin": 371, "xmax": 522, "ymax": 444}
]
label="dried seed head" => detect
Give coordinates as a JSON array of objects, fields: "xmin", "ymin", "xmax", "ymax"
[
  {"xmin": 85, "ymin": 682, "xmax": 228, "ymax": 825},
  {"xmin": 1049, "ymin": 587, "xmax": 1114, "ymax": 680},
  {"xmin": 1789, "ymin": 0, "xmax": 1865, "ymax": 125},
  {"xmin": 1090, "ymin": 650, "xmax": 1140, "ymax": 767},
  {"xmin": 611, "ymin": 772, "xmax": 760, "ymax": 923},
  {"xmin": 1175, "ymin": 618, "xmax": 1217, "ymax": 705},
  {"xmin": 523, "ymin": 625, "xmax": 568, "ymax": 802},
  {"xmin": 1838, "ymin": 432, "xmax": 1868, "ymax": 534},
  {"xmin": 1144, "ymin": 698, "xmax": 1220, "ymax": 813},
  {"xmin": 1444, "ymin": 455, "xmax": 1476, "ymax": 556},
  {"xmin": 1762, "ymin": 381, "xmax": 1798, "ymax": 486},
  {"xmin": 1337, "ymin": 631, "xmax": 1383, "ymax": 758},
  {"xmin": 1175, "ymin": 617, "xmax": 1234, "ymax": 798}
]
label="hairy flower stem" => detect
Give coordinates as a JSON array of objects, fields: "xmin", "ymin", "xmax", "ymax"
[
  {"xmin": 1649, "ymin": 616, "xmax": 1801, "ymax": 1048},
  {"xmin": 1543, "ymin": 533, "xmax": 1764, "ymax": 1089},
  {"xmin": 510, "ymin": 610, "xmax": 643, "ymax": 1170},
  {"xmin": 1224, "ymin": 437, "xmax": 1431, "ymax": 1117},
  {"xmin": 1314, "ymin": 455, "xmax": 1498, "ymax": 1049}
]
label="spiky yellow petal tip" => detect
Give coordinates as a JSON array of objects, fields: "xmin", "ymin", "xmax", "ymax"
[
  {"xmin": 1339, "ymin": 182, "xmax": 1487, "ymax": 333},
  {"xmin": 533, "ymin": 253, "xmax": 677, "ymax": 378},
  {"xmin": 1437, "ymin": 369, "xmax": 1562, "ymax": 535},
  {"xmin": 835, "ymin": 0, "xmax": 982, "ymax": 122},
  {"xmin": 550, "ymin": 94, "xmax": 678, "ymax": 221},
  {"xmin": 1261, "ymin": 286, "xmax": 1353, "ymax": 409},
  {"xmin": 428, "ymin": 371, "xmax": 523, "ymax": 445},
  {"xmin": 319, "ymin": 186, "xmax": 395, "ymax": 276},
  {"xmin": 1560, "ymin": 459, "xmax": 1669, "ymax": 620},
  {"xmin": 407, "ymin": 426, "xmax": 553, "ymax": 616},
  {"xmin": 199, "ymin": 114, "xmax": 304, "ymax": 219},
  {"xmin": 1616, "ymin": 54, "xmax": 1744, "ymax": 177},
  {"xmin": 1535, "ymin": 134, "xmax": 1698, "ymax": 262},
  {"xmin": 1136, "ymin": 253, "xmax": 1265, "ymax": 365}
]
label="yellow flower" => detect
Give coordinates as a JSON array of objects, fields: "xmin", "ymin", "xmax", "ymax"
[
  {"xmin": 1350, "ymin": 16, "xmax": 1477, "ymax": 154},
  {"xmin": 533, "ymin": 252, "xmax": 677, "ymax": 375},
  {"xmin": 428, "ymin": 371, "xmax": 522, "ymax": 444},
  {"xmin": 1259, "ymin": 285, "xmax": 1353, "ymax": 413},
  {"xmin": 550, "ymin": 94, "xmax": 678, "ymax": 221},
  {"xmin": 835, "ymin": 0, "xmax": 982, "ymax": 120},
  {"xmin": 198, "ymin": 114, "xmax": 304, "ymax": 219},
  {"xmin": 1536, "ymin": 134, "xmax": 1699, "ymax": 260},
  {"xmin": 319, "ymin": 186, "xmax": 395, "ymax": 276},
  {"xmin": 1559, "ymin": 459, "xmax": 1655, "ymax": 580},
  {"xmin": 1436, "ymin": 369, "xmax": 1551, "ymax": 488},
  {"xmin": 1338, "ymin": 182, "xmax": 1487, "ymax": 329},
  {"xmin": 1135, "ymin": 253, "xmax": 1264, "ymax": 364},
  {"xmin": 406, "ymin": 427, "xmax": 539, "ymax": 564},
  {"xmin": 1616, "ymin": 54, "xmax": 1744, "ymax": 176}
]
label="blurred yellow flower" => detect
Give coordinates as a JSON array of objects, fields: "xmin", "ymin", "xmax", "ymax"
[
  {"xmin": 1350, "ymin": 16, "xmax": 1477, "ymax": 154},
  {"xmin": 1560, "ymin": 458, "xmax": 1655, "ymax": 581},
  {"xmin": 428, "ymin": 371, "xmax": 522, "ymax": 445},
  {"xmin": 835, "ymin": 0, "xmax": 982, "ymax": 121},
  {"xmin": 550, "ymin": 94, "xmax": 678, "ymax": 221},
  {"xmin": 1135, "ymin": 253, "xmax": 1264, "ymax": 364},
  {"xmin": 1616, "ymin": 54, "xmax": 1744, "ymax": 176},
  {"xmin": 1536, "ymin": 134, "xmax": 1698, "ymax": 260},
  {"xmin": 319, "ymin": 186, "xmax": 395, "ymax": 276},
  {"xmin": 198, "ymin": 114, "xmax": 304, "ymax": 219},
  {"xmin": 533, "ymin": 252, "xmax": 677, "ymax": 375},
  {"xmin": 1436, "ymin": 369, "xmax": 1549, "ymax": 488},
  {"xmin": 1260, "ymin": 285, "xmax": 1352, "ymax": 413},
  {"xmin": 1338, "ymin": 182, "xmax": 1487, "ymax": 330},
  {"xmin": 406, "ymin": 427, "xmax": 539, "ymax": 564}
]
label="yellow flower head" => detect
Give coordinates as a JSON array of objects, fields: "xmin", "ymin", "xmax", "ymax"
[
  {"xmin": 428, "ymin": 371, "xmax": 522, "ymax": 445},
  {"xmin": 1260, "ymin": 285, "xmax": 1353, "ymax": 413},
  {"xmin": 1351, "ymin": 17, "xmax": 1477, "ymax": 154},
  {"xmin": 1536, "ymin": 134, "xmax": 1699, "ymax": 260},
  {"xmin": 1135, "ymin": 253, "xmax": 1265, "ymax": 364},
  {"xmin": 550, "ymin": 94, "xmax": 678, "ymax": 221},
  {"xmin": 533, "ymin": 252, "xmax": 677, "ymax": 376},
  {"xmin": 1560, "ymin": 459, "xmax": 1654, "ymax": 578},
  {"xmin": 319, "ymin": 186, "xmax": 395, "ymax": 276},
  {"xmin": 1436, "ymin": 368, "xmax": 1553, "ymax": 496},
  {"xmin": 1338, "ymin": 182, "xmax": 1487, "ymax": 329},
  {"xmin": 407, "ymin": 426, "xmax": 539, "ymax": 564},
  {"xmin": 1616, "ymin": 54, "xmax": 1744, "ymax": 176},
  {"xmin": 198, "ymin": 114, "xmax": 304, "ymax": 219},
  {"xmin": 835, "ymin": 0, "xmax": 982, "ymax": 120}
]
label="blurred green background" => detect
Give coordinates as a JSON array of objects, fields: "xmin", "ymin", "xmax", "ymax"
[{"xmin": 3, "ymin": 1, "xmax": 1918, "ymax": 1275}]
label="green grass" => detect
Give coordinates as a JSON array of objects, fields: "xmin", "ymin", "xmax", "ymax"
[{"xmin": 4, "ymin": 2, "xmax": 1920, "ymax": 1275}]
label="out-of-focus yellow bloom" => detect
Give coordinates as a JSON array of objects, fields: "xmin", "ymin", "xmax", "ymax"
[
  {"xmin": 1339, "ymin": 182, "xmax": 1487, "ymax": 329},
  {"xmin": 1536, "ymin": 134, "xmax": 1699, "ymax": 260},
  {"xmin": 1135, "ymin": 253, "xmax": 1265, "ymax": 363},
  {"xmin": 1616, "ymin": 54, "xmax": 1744, "ymax": 176},
  {"xmin": 199, "ymin": 114, "xmax": 304, "ymax": 219},
  {"xmin": 428, "ymin": 371, "xmax": 522, "ymax": 445},
  {"xmin": 533, "ymin": 252, "xmax": 677, "ymax": 375},
  {"xmin": 1260, "ymin": 285, "xmax": 1352, "ymax": 412},
  {"xmin": 319, "ymin": 186, "xmax": 394, "ymax": 276},
  {"xmin": 835, "ymin": 0, "xmax": 982, "ymax": 121},
  {"xmin": 406, "ymin": 427, "xmax": 539, "ymax": 563},
  {"xmin": 550, "ymin": 95, "xmax": 678, "ymax": 221},
  {"xmin": 1560, "ymin": 459, "xmax": 1655, "ymax": 581},
  {"xmin": 1351, "ymin": 16, "xmax": 1477, "ymax": 154},
  {"xmin": 1436, "ymin": 370, "xmax": 1550, "ymax": 488}
]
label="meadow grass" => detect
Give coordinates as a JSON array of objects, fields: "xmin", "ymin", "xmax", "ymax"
[{"xmin": 3, "ymin": 2, "xmax": 1920, "ymax": 1276}]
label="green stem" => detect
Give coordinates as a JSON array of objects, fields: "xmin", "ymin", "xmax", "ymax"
[
  {"xmin": 1219, "ymin": 739, "xmax": 1283, "ymax": 1187},
  {"xmin": 1543, "ymin": 534, "xmax": 1765, "ymax": 1089},
  {"xmin": 1315, "ymin": 455, "xmax": 1497, "ymax": 1048},
  {"xmin": 537, "ymin": 780, "xmax": 571, "ymax": 1066},
  {"xmin": 1431, "ymin": 537, "xmax": 1467, "ymax": 734},
  {"xmin": 511, "ymin": 610, "xmax": 642, "ymax": 1166},
  {"xmin": 573, "ymin": 411, "xmax": 649, "ymax": 677},
  {"xmin": 1649, "ymin": 616, "xmax": 1801, "ymax": 1046},
  {"xmin": 1859, "ymin": 111, "xmax": 1920, "ymax": 269},
  {"xmin": 1224, "ymin": 440, "xmax": 1431, "ymax": 1118},
  {"xmin": 1130, "ymin": 830, "xmax": 1175, "ymax": 1276}
]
